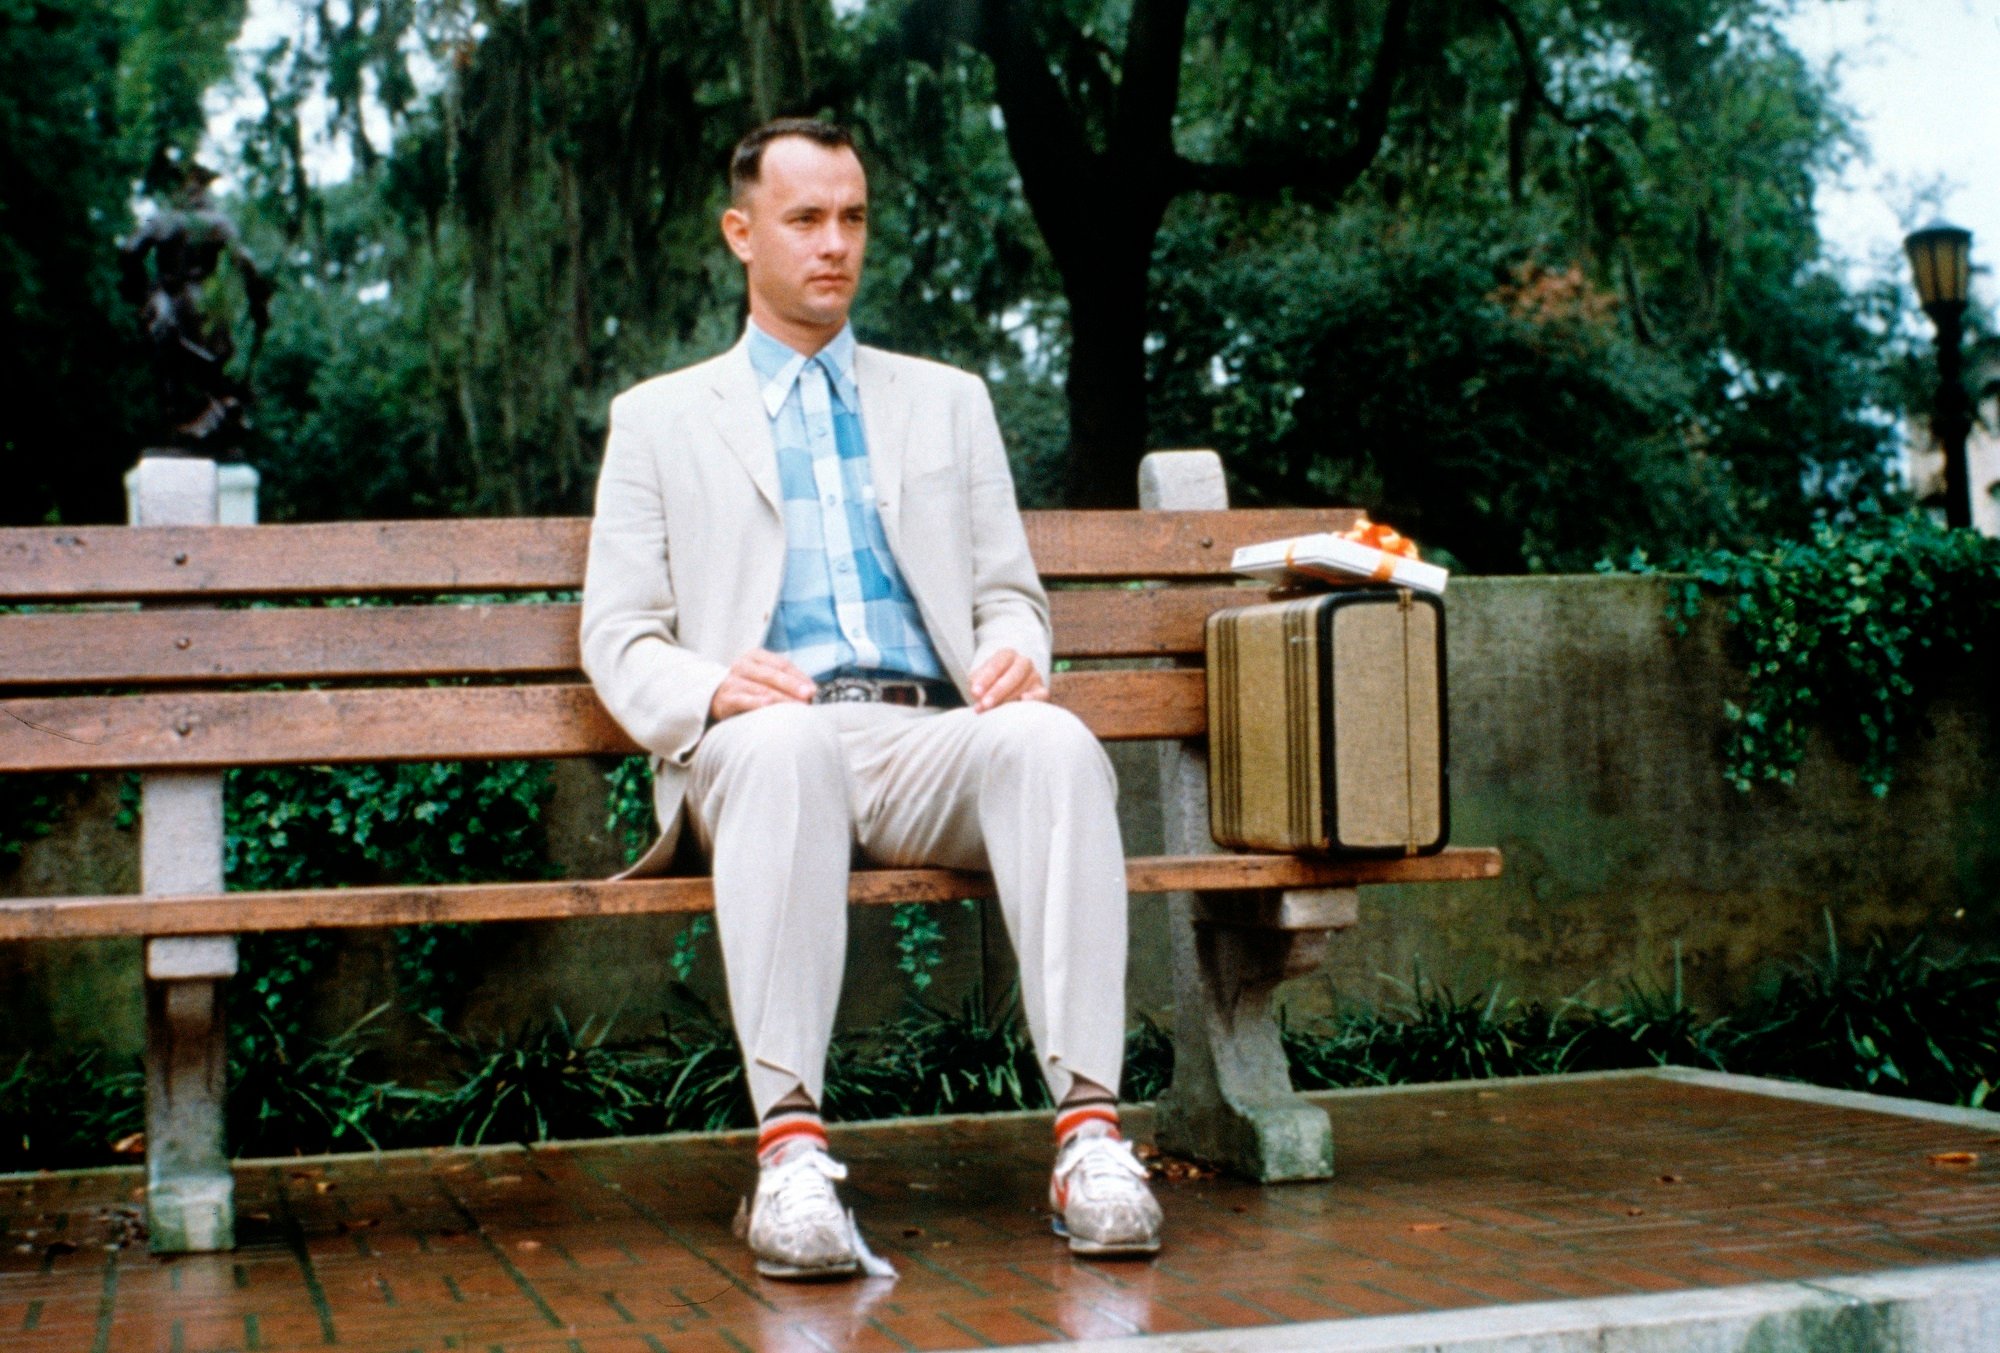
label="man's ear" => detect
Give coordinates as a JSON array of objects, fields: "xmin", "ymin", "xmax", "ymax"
[{"xmin": 721, "ymin": 206, "xmax": 753, "ymax": 264}]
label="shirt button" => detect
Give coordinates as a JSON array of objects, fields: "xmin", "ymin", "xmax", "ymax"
[
  {"xmin": 836, "ymin": 559, "xmax": 853, "ymax": 573},
  {"xmin": 823, "ymin": 494, "xmax": 838, "ymax": 507}
]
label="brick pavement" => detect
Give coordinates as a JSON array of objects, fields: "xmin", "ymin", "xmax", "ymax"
[{"xmin": 6, "ymin": 1072, "xmax": 2000, "ymax": 1352}]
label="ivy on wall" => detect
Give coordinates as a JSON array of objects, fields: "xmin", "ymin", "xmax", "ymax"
[{"xmin": 1643, "ymin": 513, "xmax": 2000, "ymax": 795}]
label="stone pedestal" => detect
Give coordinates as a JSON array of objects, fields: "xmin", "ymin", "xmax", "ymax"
[
  {"xmin": 130, "ymin": 455, "xmax": 240, "ymax": 1253},
  {"xmin": 1137, "ymin": 450, "xmax": 1350, "ymax": 1181}
]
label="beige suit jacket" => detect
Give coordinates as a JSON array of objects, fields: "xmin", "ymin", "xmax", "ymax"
[{"xmin": 579, "ymin": 333, "xmax": 1052, "ymax": 877}]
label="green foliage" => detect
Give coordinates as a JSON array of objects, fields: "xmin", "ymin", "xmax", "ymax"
[
  {"xmin": 1667, "ymin": 513, "xmax": 2000, "ymax": 795},
  {"xmin": 827, "ymin": 989, "xmax": 1054, "ymax": 1120},
  {"xmin": 0, "ymin": 1051, "xmax": 143, "ymax": 1173},
  {"xmin": 0, "ymin": 773, "xmax": 87, "ymax": 867},
  {"xmin": 603, "ymin": 755, "xmax": 657, "ymax": 868},
  {"xmin": 418, "ymin": 1012, "xmax": 656, "ymax": 1147},
  {"xmin": 889, "ymin": 902, "xmax": 948, "ymax": 993},
  {"xmin": 0, "ymin": 0, "xmax": 245, "ymax": 526},
  {"xmin": 225, "ymin": 760, "xmax": 553, "ymax": 891},
  {"xmin": 227, "ymin": 1007, "xmax": 408, "ymax": 1157},
  {"xmin": 1724, "ymin": 918, "xmax": 2000, "ymax": 1108},
  {"xmin": 222, "ymin": 760, "xmax": 552, "ymax": 1036}
]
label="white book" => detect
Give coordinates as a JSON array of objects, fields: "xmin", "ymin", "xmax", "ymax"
[{"xmin": 1232, "ymin": 533, "xmax": 1449, "ymax": 595}]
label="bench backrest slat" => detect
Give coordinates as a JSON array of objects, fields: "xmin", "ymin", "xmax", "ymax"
[
  {"xmin": 0, "ymin": 509, "xmax": 1354, "ymax": 600},
  {"xmin": 0, "ymin": 585, "xmax": 1257, "ymax": 687},
  {"xmin": 1, "ymin": 505, "xmax": 1350, "ymax": 771},
  {"xmin": 0, "ymin": 669, "xmax": 1205, "ymax": 772}
]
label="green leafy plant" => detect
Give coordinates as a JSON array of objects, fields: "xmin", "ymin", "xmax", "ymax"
[
  {"xmin": 0, "ymin": 772, "xmax": 88, "ymax": 867},
  {"xmin": 0, "ymin": 1051, "xmax": 144, "ymax": 1172},
  {"xmin": 226, "ymin": 760, "xmax": 554, "ymax": 890},
  {"xmin": 1666, "ymin": 512, "xmax": 2000, "ymax": 795},
  {"xmin": 890, "ymin": 902, "xmax": 949, "ymax": 993},
  {"xmin": 1724, "ymin": 915, "xmax": 2000, "ymax": 1107},
  {"xmin": 228, "ymin": 1007, "xmax": 409, "ymax": 1157},
  {"xmin": 603, "ymin": 755, "xmax": 657, "ymax": 867},
  {"xmin": 418, "ymin": 1012, "xmax": 654, "ymax": 1146}
]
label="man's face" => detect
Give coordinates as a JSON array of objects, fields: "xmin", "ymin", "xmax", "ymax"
[{"xmin": 722, "ymin": 137, "xmax": 868, "ymax": 348}]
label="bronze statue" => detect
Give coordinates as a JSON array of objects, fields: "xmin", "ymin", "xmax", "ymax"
[{"xmin": 119, "ymin": 157, "xmax": 272, "ymax": 458}]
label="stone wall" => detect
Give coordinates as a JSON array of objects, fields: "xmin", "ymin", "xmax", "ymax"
[{"xmin": 4, "ymin": 576, "xmax": 1995, "ymax": 1064}]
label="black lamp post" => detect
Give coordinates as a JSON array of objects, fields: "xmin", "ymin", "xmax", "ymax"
[{"xmin": 1904, "ymin": 222, "xmax": 1974, "ymax": 529}]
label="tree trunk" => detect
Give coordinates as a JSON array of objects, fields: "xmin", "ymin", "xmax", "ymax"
[{"xmin": 1062, "ymin": 256, "xmax": 1153, "ymax": 507}]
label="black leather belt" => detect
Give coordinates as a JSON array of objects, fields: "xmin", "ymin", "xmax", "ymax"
[{"xmin": 812, "ymin": 675, "xmax": 962, "ymax": 709}]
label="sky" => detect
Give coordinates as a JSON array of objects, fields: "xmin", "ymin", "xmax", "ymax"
[
  {"xmin": 1781, "ymin": 0, "xmax": 2000, "ymax": 308},
  {"xmin": 206, "ymin": 0, "xmax": 2000, "ymax": 309}
]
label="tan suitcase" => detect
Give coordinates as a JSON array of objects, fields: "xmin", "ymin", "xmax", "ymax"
[{"xmin": 1206, "ymin": 589, "xmax": 1448, "ymax": 855}]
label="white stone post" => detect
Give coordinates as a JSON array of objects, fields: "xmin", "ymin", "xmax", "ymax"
[
  {"xmin": 130, "ymin": 456, "xmax": 243, "ymax": 1252},
  {"xmin": 1139, "ymin": 450, "xmax": 1349, "ymax": 1181}
]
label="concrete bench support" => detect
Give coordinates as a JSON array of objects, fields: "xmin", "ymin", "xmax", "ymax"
[
  {"xmin": 132, "ymin": 456, "xmax": 239, "ymax": 1253},
  {"xmin": 1139, "ymin": 450, "xmax": 1346, "ymax": 1181}
]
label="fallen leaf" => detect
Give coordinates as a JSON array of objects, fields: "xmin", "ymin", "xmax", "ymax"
[
  {"xmin": 110, "ymin": 1133, "xmax": 145, "ymax": 1155},
  {"xmin": 487, "ymin": 1174, "xmax": 523, "ymax": 1187},
  {"xmin": 1230, "ymin": 1204, "xmax": 1249, "ymax": 1214},
  {"xmin": 1625, "ymin": 1207, "xmax": 1645, "ymax": 1217},
  {"xmin": 901, "ymin": 1227, "xmax": 923, "ymax": 1238},
  {"xmin": 1487, "ymin": 1116, "xmax": 1508, "ymax": 1124},
  {"xmin": 313, "ymin": 1180, "xmax": 336, "ymax": 1194},
  {"xmin": 1929, "ymin": 1151, "xmax": 1979, "ymax": 1168},
  {"xmin": 515, "ymin": 1239, "xmax": 541, "ymax": 1251},
  {"xmin": 1408, "ymin": 1222, "xmax": 1450, "ymax": 1233},
  {"xmin": 1657, "ymin": 1175, "xmax": 1682, "ymax": 1185}
]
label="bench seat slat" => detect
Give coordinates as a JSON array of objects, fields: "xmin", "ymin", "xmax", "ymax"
[
  {"xmin": 0, "ymin": 849, "xmax": 1503, "ymax": 941},
  {"xmin": 0, "ymin": 587, "xmax": 1258, "ymax": 687},
  {"xmin": 0, "ymin": 510, "xmax": 1355, "ymax": 601},
  {"xmin": 0, "ymin": 670, "xmax": 1207, "ymax": 771}
]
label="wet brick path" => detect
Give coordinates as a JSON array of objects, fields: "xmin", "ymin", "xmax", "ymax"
[{"xmin": 7, "ymin": 1074, "xmax": 2000, "ymax": 1351}]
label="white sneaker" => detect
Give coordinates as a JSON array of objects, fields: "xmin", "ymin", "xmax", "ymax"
[
  {"xmin": 1050, "ymin": 1134, "xmax": 1163, "ymax": 1256},
  {"xmin": 744, "ymin": 1147, "xmax": 860, "ymax": 1279}
]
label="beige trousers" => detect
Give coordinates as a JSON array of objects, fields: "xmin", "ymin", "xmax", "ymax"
[{"xmin": 685, "ymin": 699, "xmax": 1129, "ymax": 1117}]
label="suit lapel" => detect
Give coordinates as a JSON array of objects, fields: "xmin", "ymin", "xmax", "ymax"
[
  {"xmin": 706, "ymin": 337, "xmax": 781, "ymax": 517},
  {"xmin": 856, "ymin": 346, "xmax": 911, "ymax": 547}
]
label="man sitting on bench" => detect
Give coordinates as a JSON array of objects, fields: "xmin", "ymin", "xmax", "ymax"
[{"xmin": 579, "ymin": 117, "xmax": 1163, "ymax": 1278}]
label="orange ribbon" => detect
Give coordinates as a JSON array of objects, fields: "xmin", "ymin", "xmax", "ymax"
[
  {"xmin": 1281, "ymin": 515, "xmax": 1422, "ymax": 587},
  {"xmin": 1340, "ymin": 515, "xmax": 1421, "ymax": 560}
]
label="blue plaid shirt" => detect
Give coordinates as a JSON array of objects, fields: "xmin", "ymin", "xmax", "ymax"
[{"xmin": 747, "ymin": 321, "xmax": 944, "ymax": 683}]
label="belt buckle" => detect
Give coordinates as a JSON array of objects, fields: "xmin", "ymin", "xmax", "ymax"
[{"xmin": 817, "ymin": 676, "xmax": 878, "ymax": 705}]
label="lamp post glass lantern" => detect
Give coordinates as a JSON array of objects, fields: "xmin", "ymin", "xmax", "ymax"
[{"xmin": 1905, "ymin": 222, "xmax": 1974, "ymax": 529}]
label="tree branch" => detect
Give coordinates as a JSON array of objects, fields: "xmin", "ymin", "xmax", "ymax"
[
  {"xmin": 1484, "ymin": 0, "xmax": 1634, "ymax": 202},
  {"xmin": 1170, "ymin": 0, "xmax": 1413, "ymax": 206},
  {"xmin": 1109, "ymin": 0, "xmax": 1190, "ymax": 169}
]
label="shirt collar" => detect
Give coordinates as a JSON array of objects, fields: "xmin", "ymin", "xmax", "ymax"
[{"xmin": 747, "ymin": 319, "xmax": 859, "ymax": 419}]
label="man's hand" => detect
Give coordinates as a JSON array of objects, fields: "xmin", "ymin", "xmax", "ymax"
[
  {"xmin": 709, "ymin": 649, "xmax": 817, "ymax": 723},
  {"xmin": 969, "ymin": 648, "xmax": 1049, "ymax": 713}
]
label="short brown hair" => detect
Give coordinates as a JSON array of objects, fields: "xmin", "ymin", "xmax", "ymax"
[{"xmin": 728, "ymin": 118, "xmax": 857, "ymax": 204}]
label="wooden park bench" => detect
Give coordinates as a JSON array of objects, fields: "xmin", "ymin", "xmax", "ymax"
[{"xmin": 0, "ymin": 451, "xmax": 1500, "ymax": 1253}]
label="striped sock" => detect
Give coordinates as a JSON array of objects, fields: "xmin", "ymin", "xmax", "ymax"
[
  {"xmin": 757, "ymin": 1108, "xmax": 828, "ymax": 1166},
  {"xmin": 1054, "ymin": 1098, "xmax": 1120, "ymax": 1150}
]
